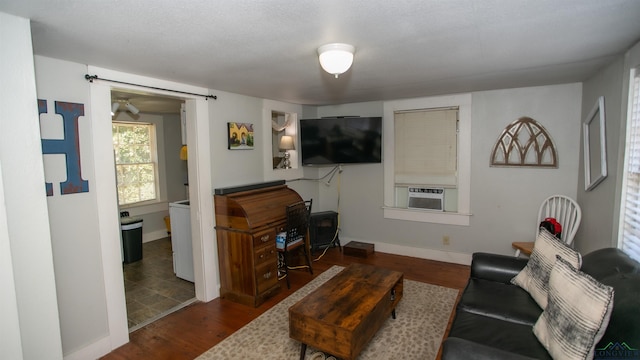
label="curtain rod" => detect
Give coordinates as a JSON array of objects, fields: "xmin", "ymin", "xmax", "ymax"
[
  {"xmin": 84, "ymin": 74, "xmax": 217, "ymax": 100},
  {"xmin": 394, "ymin": 106, "xmax": 458, "ymax": 114}
]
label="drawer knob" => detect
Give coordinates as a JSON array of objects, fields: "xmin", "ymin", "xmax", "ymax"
[
  {"xmin": 263, "ymin": 271, "xmax": 272, "ymax": 279},
  {"xmin": 261, "ymin": 234, "xmax": 270, "ymax": 242}
]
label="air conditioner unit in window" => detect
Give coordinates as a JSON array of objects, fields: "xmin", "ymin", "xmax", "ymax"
[{"xmin": 408, "ymin": 187, "xmax": 444, "ymax": 211}]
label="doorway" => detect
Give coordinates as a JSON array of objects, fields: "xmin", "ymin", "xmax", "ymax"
[
  {"xmin": 89, "ymin": 68, "xmax": 218, "ymax": 346},
  {"xmin": 111, "ymin": 89, "xmax": 195, "ymax": 330}
]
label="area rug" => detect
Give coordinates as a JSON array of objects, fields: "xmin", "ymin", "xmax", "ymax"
[{"xmin": 196, "ymin": 266, "xmax": 459, "ymax": 360}]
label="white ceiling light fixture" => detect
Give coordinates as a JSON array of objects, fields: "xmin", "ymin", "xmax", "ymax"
[
  {"xmin": 111, "ymin": 102, "xmax": 120, "ymax": 116},
  {"xmin": 125, "ymin": 102, "xmax": 139, "ymax": 115},
  {"xmin": 111, "ymin": 99, "xmax": 140, "ymax": 116},
  {"xmin": 317, "ymin": 43, "xmax": 355, "ymax": 78}
]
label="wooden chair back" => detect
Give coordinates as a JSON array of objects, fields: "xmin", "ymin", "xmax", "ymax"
[{"xmin": 285, "ymin": 200, "xmax": 312, "ymax": 249}]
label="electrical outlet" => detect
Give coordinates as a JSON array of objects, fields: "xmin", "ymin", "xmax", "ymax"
[{"xmin": 443, "ymin": 235, "xmax": 450, "ymax": 245}]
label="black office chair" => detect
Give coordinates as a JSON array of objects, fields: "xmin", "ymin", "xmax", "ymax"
[{"xmin": 277, "ymin": 199, "xmax": 313, "ymax": 289}]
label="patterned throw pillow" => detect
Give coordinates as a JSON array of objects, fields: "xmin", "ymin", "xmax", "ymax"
[
  {"xmin": 511, "ymin": 229, "xmax": 582, "ymax": 309},
  {"xmin": 533, "ymin": 257, "xmax": 614, "ymax": 360}
]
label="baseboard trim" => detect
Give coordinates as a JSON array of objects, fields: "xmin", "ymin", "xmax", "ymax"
[
  {"xmin": 143, "ymin": 229, "xmax": 169, "ymax": 243},
  {"xmin": 340, "ymin": 237, "xmax": 472, "ymax": 266},
  {"xmin": 63, "ymin": 335, "xmax": 112, "ymax": 360}
]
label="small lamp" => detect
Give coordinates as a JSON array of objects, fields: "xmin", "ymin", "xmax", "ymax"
[
  {"xmin": 318, "ymin": 43, "xmax": 355, "ymax": 78},
  {"xmin": 279, "ymin": 135, "xmax": 295, "ymax": 169}
]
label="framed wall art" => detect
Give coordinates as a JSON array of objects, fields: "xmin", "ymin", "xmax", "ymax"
[
  {"xmin": 490, "ymin": 116, "xmax": 558, "ymax": 168},
  {"xmin": 583, "ymin": 96, "xmax": 607, "ymax": 191},
  {"xmin": 228, "ymin": 122, "xmax": 254, "ymax": 150}
]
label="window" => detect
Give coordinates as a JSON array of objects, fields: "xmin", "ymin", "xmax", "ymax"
[
  {"xmin": 383, "ymin": 94, "xmax": 471, "ymax": 225},
  {"xmin": 394, "ymin": 108, "xmax": 458, "ymax": 211},
  {"xmin": 112, "ymin": 122, "xmax": 158, "ymax": 206},
  {"xmin": 619, "ymin": 68, "xmax": 640, "ymax": 262}
]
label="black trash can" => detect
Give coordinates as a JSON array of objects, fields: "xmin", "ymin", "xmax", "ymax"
[{"xmin": 121, "ymin": 217, "xmax": 143, "ymax": 264}]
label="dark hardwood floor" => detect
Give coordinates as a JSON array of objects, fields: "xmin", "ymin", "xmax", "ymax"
[{"xmin": 101, "ymin": 246, "xmax": 470, "ymax": 360}]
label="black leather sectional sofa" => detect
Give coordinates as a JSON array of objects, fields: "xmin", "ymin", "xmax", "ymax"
[{"xmin": 442, "ymin": 248, "xmax": 640, "ymax": 360}]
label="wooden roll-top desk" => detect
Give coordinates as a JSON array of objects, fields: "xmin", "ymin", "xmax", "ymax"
[{"xmin": 214, "ymin": 181, "xmax": 303, "ymax": 307}]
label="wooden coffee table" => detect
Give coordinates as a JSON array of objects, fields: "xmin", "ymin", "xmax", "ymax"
[{"xmin": 289, "ymin": 263, "xmax": 403, "ymax": 360}]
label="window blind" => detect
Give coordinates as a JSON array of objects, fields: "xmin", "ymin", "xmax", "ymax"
[
  {"xmin": 394, "ymin": 108, "xmax": 457, "ymax": 185},
  {"xmin": 620, "ymin": 69, "xmax": 640, "ymax": 262}
]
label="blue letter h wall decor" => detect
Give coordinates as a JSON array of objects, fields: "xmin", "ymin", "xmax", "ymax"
[{"xmin": 38, "ymin": 99, "xmax": 89, "ymax": 196}]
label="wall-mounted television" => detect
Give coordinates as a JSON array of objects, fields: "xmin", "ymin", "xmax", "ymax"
[{"xmin": 300, "ymin": 116, "xmax": 382, "ymax": 166}]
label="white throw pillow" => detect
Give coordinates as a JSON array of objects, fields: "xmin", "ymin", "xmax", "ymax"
[
  {"xmin": 511, "ymin": 229, "xmax": 582, "ymax": 309},
  {"xmin": 533, "ymin": 256, "xmax": 614, "ymax": 360}
]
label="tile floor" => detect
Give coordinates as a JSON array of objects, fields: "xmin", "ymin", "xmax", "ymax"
[{"xmin": 123, "ymin": 237, "xmax": 195, "ymax": 330}]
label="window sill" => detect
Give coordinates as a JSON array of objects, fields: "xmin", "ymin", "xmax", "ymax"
[
  {"xmin": 383, "ymin": 206, "xmax": 471, "ymax": 226},
  {"xmin": 120, "ymin": 201, "xmax": 169, "ymax": 216}
]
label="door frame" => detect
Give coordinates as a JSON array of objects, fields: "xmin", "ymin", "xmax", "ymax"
[{"xmin": 87, "ymin": 66, "xmax": 218, "ymax": 349}]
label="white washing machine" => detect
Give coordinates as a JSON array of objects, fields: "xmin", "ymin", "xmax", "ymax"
[{"xmin": 169, "ymin": 200, "xmax": 194, "ymax": 282}]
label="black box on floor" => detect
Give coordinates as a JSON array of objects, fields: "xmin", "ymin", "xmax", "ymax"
[{"xmin": 343, "ymin": 241, "xmax": 374, "ymax": 258}]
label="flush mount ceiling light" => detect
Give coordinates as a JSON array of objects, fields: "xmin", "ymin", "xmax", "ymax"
[{"xmin": 317, "ymin": 43, "xmax": 355, "ymax": 78}]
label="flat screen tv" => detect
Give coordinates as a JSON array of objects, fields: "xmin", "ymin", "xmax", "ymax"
[{"xmin": 300, "ymin": 116, "xmax": 382, "ymax": 166}]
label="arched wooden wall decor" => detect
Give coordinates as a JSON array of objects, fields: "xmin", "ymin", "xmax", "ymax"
[{"xmin": 490, "ymin": 117, "xmax": 558, "ymax": 167}]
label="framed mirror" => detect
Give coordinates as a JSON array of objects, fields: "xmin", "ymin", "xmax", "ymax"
[{"xmin": 583, "ymin": 96, "xmax": 607, "ymax": 191}]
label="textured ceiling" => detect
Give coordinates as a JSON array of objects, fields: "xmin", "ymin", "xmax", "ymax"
[{"xmin": 3, "ymin": 0, "xmax": 640, "ymax": 110}]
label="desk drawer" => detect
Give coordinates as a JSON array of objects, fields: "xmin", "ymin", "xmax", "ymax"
[
  {"xmin": 255, "ymin": 245, "xmax": 277, "ymax": 266},
  {"xmin": 253, "ymin": 229, "xmax": 276, "ymax": 247},
  {"xmin": 256, "ymin": 260, "xmax": 278, "ymax": 294}
]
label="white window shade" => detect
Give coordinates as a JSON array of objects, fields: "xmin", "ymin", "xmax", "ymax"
[
  {"xmin": 394, "ymin": 108, "xmax": 458, "ymax": 185},
  {"xmin": 628, "ymin": 74, "xmax": 640, "ymax": 174},
  {"xmin": 620, "ymin": 69, "xmax": 640, "ymax": 263},
  {"xmin": 621, "ymin": 176, "xmax": 640, "ymax": 263}
]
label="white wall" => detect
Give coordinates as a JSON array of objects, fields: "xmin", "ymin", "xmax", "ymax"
[
  {"xmin": 471, "ymin": 84, "xmax": 582, "ymax": 252},
  {"xmin": 163, "ymin": 113, "xmax": 188, "ymax": 202},
  {"xmin": 34, "ymin": 56, "xmax": 112, "ymax": 357},
  {"xmin": 209, "ymin": 90, "xmax": 266, "ymax": 188},
  {"xmin": 0, "ymin": 13, "xmax": 63, "ymax": 359},
  {"xmin": 206, "ymin": 91, "xmax": 322, "ymax": 204},
  {"xmin": 577, "ymin": 58, "xmax": 625, "ymax": 253},
  {"xmin": 312, "ymin": 84, "xmax": 582, "ymax": 259},
  {"xmin": 577, "ymin": 40, "xmax": 640, "ymax": 254},
  {"xmin": 0, "ymin": 165, "xmax": 24, "ymax": 360}
]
